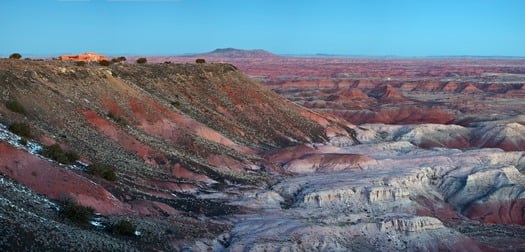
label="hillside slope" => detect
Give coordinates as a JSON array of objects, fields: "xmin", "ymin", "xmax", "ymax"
[{"xmin": 0, "ymin": 59, "xmax": 352, "ymax": 250}]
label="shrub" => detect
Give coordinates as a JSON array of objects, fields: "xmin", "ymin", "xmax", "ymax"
[
  {"xmin": 39, "ymin": 144, "xmax": 79, "ymax": 165},
  {"xmin": 61, "ymin": 200, "xmax": 94, "ymax": 225},
  {"xmin": 18, "ymin": 138, "xmax": 28, "ymax": 146},
  {"xmin": 111, "ymin": 56, "xmax": 127, "ymax": 64},
  {"xmin": 99, "ymin": 59, "xmax": 111, "ymax": 66},
  {"xmin": 111, "ymin": 220, "xmax": 135, "ymax": 236},
  {"xmin": 164, "ymin": 61, "xmax": 172, "ymax": 64},
  {"xmin": 136, "ymin": 57, "xmax": 147, "ymax": 64},
  {"xmin": 9, "ymin": 53, "xmax": 22, "ymax": 59},
  {"xmin": 5, "ymin": 100, "xmax": 26, "ymax": 114},
  {"xmin": 75, "ymin": 61, "xmax": 86, "ymax": 66},
  {"xmin": 8, "ymin": 122, "xmax": 31, "ymax": 138},
  {"xmin": 195, "ymin": 58, "xmax": 206, "ymax": 64},
  {"xmin": 107, "ymin": 112, "xmax": 127, "ymax": 126},
  {"xmin": 170, "ymin": 100, "xmax": 180, "ymax": 107},
  {"xmin": 87, "ymin": 162, "xmax": 117, "ymax": 181}
]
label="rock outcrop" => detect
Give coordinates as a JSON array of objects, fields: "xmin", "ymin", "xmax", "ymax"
[{"xmin": 59, "ymin": 52, "xmax": 108, "ymax": 62}]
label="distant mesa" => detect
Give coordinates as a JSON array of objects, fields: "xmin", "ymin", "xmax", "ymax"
[
  {"xmin": 59, "ymin": 52, "xmax": 108, "ymax": 62},
  {"xmin": 197, "ymin": 48, "xmax": 279, "ymax": 58}
]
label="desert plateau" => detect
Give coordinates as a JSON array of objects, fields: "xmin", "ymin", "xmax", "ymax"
[{"xmin": 0, "ymin": 49, "xmax": 524, "ymax": 251}]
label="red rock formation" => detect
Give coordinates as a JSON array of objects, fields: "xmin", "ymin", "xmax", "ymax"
[
  {"xmin": 337, "ymin": 88, "xmax": 369, "ymax": 100},
  {"xmin": 441, "ymin": 82, "xmax": 459, "ymax": 92},
  {"xmin": 369, "ymin": 84, "xmax": 404, "ymax": 100},
  {"xmin": 459, "ymin": 83, "xmax": 483, "ymax": 93},
  {"xmin": 59, "ymin": 52, "xmax": 108, "ymax": 62},
  {"xmin": 464, "ymin": 200, "xmax": 525, "ymax": 225}
]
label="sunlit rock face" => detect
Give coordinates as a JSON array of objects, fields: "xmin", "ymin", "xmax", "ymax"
[{"xmin": 59, "ymin": 52, "xmax": 109, "ymax": 62}]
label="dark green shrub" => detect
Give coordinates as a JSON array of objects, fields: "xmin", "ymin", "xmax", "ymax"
[
  {"xmin": 111, "ymin": 56, "xmax": 127, "ymax": 63},
  {"xmin": 136, "ymin": 57, "xmax": 147, "ymax": 64},
  {"xmin": 170, "ymin": 100, "xmax": 180, "ymax": 107},
  {"xmin": 195, "ymin": 58, "xmax": 206, "ymax": 64},
  {"xmin": 9, "ymin": 53, "xmax": 22, "ymax": 59},
  {"xmin": 111, "ymin": 220, "xmax": 135, "ymax": 236},
  {"xmin": 99, "ymin": 59, "xmax": 111, "ymax": 66},
  {"xmin": 8, "ymin": 122, "xmax": 31, "ymax": 138},
  {"xmin": 107, "ymin": 112, "xmax": 127, "ymax": 126},
  {"xmin": 61, "ymin": 200, "xmax": 94, "ymax": 225},
  {"xmin": 39, "ymin": 144, "xmax": 79, "ymax": 165},
  {"xmin": 87, "ymin": 162, "xmax": 117, "ymax": 181},
  {"xmin": 18, "ymin": 138, "xmax": 28, "ymax": 146},
  {"xmin": 5, "ymin": 100, "xmax": 26, "ymax": 114},
  {"xmin": 75, "ymin": 61, "xmax": 86, "ymax": 66}
]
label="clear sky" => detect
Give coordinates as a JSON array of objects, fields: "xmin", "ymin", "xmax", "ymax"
[{"xmin": 1, "ymin": 0, "xmax": 524, "ymax": 57}]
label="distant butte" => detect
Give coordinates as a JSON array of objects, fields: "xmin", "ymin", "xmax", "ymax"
[{"xmin": 195, "ymin": 48, "xmax": 279, "ymax": 58}]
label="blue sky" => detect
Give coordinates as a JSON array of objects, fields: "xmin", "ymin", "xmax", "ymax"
[{"xmin": 1, "ymin": 0, "xmax": 524, "ymax": 57}]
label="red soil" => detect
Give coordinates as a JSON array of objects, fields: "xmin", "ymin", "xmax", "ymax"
[{"xmin": 0, "ymin": 142, "xmax": 130, "ymax": 215}]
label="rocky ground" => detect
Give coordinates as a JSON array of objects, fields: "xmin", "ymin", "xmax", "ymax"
[{"xmin": 1, "ymin": 54, "xmax": 525, "ymax": 250}]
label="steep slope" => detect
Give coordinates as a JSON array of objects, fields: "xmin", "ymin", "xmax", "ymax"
[{"xmin": 0, "ymin": 59, "xmax": 352, "ymax": 250}]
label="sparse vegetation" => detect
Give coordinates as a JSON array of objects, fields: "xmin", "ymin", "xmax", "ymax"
[
  {"xmin": 111, "ymin": 220, "xmax": 136, "ymax": 236},
  {"xmin": 61, "ymin": 200, "xmax": 95, "ymax": 225},
  {"xmin": 107, "ymin": 112, "xmax": 127, "ymax": 126},
  {"xmin": 5, "ymin": 99, "xmax": 26, "ymax": 115},
  {"xmin": 111, "ymin": 56, "xmax": 127, "ymax": 63},
  {"xmin": 164, "ymin": 61, "xmax": 172, "ymax": 64},
  {"xmin": 87, "ymin": 162, "xmax": 117, "ymax": 181},
  {"xmin": 99, "ymin": 59, "xmax": 111, "ymax": 66},
  {"xmin": 170, "ymin": 100, "xmax": 180, "ymax": 107},
  {"xmin": 136, "ymin": 57, "xmax": 147, "ymax": 64},
  {"xmin": 8, "ymin": 122, "xmax": 31, "ymax": 138},
  {"xmin": 39, "ymin": 144, "xmax": 79, "ymax": 165},
  {"xmin": 18, "ymin": 138, "xmax": 28, "ymax": 146},
  {"xmin": 195, "ymin": 58, "xmax": 206, "ymax": 64},
  {"xmin": 9, "ymin": 53, "xmax": 22, "ymax": 59},
  {"xmin": 75, "ymin": 61, "xmax": 86, "ymax": 66}
]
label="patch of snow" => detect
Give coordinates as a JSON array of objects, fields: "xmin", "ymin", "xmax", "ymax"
[
  {"xmin": 0, "ymin": 122, "xmax": 88, "ymax": 171},
  {"xmin": 90, "ymin": 220, "xmax": 105, "ymax": 228},
  {"xmin": 134, "ymin": 230, "xmax": 142, "ymax": 236}
]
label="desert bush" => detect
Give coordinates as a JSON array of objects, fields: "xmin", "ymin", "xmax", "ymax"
[
  {"xmin": 8, "ymin": 122, "xmax": 31, "ymax": 138},
  {"xmin": 61, "ymin": 200, "xmax": 94, "ymax": 225},
  {"xmin": 5, "ymin": 100, "xmax": 26, "ymax": 114},
  {"xmin": 170, "ymin": 100, "xmax": 180, "ymax": 107},
  {"xmin": 111, "ymin": 220, "xmax": 135, "ymax": 236},
  {"xmin": 75, "ymin": 61, "xmax": 86, "ymax": 66},
  {"xmin": 164, "ymin": 61, "xmax": 172, "ymax": 64},
  {"xmin": 111, "ymin": 56, "xmax": 127, "ymax": 63},
  {"xmin": 99, "ymin": 59, "xmax": 111, "ymax": 66},
  {"xmin": 107, "ymin": 111, "xmax": 127, "ymax": 126},
  {"xmin": 195, "ymin": 58, "xmax": 206, "ymax": 64},
  {"xmin": 136, "ymin": 57, "xmax": 147, "ymax": 64},
  {"xmin": 87, "ymin": 162, "xmax": 117, "ymax": 181},
  {"xmin": 18, "ymin": 138, "xmax": 28, "ymax": 146},
  {"xmin": 9, "ymin": 53, "xmax": 22, "ymax": 59},
  {"xmin": 39, "ymin": 144, "xmax": 79, "ymax": 165}
]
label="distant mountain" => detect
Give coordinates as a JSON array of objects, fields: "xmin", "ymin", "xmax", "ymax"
[{"xmin": 196, "ymin": 48, "xmax": 279, "ymax": 58}]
